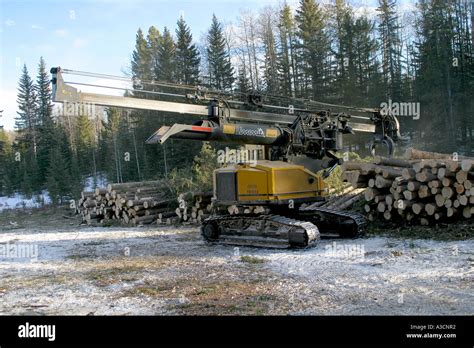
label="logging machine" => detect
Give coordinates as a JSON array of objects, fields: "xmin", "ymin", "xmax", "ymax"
[{"xmin": 51, "ymin": 67, "xmax": 400, "ymax": 248}]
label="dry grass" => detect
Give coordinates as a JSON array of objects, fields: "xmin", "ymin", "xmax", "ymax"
[
  {"xmin": 0, "ymin": 205, "xmax": 80, "ymax": 231},
  {"xmin": 118, "ymin": 277, "xmax": 279, "ymax": 315},
  {"xmin": 367, "ymin": 220, "xmax": 474, "ymax": 241},
  {"xmin": 240, "ymin": 255, "xmax": 266, "ymax": 264}
]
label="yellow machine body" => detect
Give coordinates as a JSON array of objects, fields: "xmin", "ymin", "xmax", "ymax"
[{"xmin": 214, "ymin": 160, "xmax": 328, "ymax": 204}]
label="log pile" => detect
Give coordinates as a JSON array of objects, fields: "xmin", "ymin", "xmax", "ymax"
[
  {"xmin": 303, "ymin": 183, "xmax": 366, "ymax": 210},
  {"xmin": 342, "ymin": 148, "xmax": 474, "ymax": 225},
  {"xmin": 175, "ymin": 191, "xmax": 213, "ymax": 224},
  {"xmin": 76, "ymin": 180, "xmax": 182, "ymax": 226}
]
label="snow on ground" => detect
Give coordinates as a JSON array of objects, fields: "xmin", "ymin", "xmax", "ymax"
[
  {"xmin": 0, "ymin": 174, "xmax": 106, "ymax": 212},
  {"xmin": 251, "ymin": 238, "xmax": 474, "ymax": 315},
  {"xmin": 0, "ymin": 191, "xmax": 50, "ymax": 212},
  {"xmin": 83, "ymin": 174, "xmax": 108, "ymax": 192},
  {"xmin": 0, "ymin": 223, "xmax": 472, "ymax": 315}
]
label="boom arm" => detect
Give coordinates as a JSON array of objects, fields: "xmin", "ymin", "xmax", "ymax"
[{"xmin": 51, "ymin": 67, "xmax": 400, "ymax": 168}]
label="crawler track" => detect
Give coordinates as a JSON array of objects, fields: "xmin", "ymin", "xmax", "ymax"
[
  {"xmin": 201, "ymin": 214, "xmax": 320, "ymax": 248},
  {"xmin": 201, "ymin": 206, "xmax": 366, "ymax": 248}
]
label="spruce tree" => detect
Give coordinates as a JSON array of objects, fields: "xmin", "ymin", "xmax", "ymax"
[
  {"xmin": 207, "ymin": 14, "xmax": 235, "ymax": 90},
  {"xmin": 156, "ymin": 27, "xmax": 176, "ymax": 82},
  {"xmin": 46, "ymin": 146, "xmax": 72, "ymax": 205},
  {"xmin": 331, "ymin": 0, "xmax": 355, "ymax": 102},
  {"xmin": 130, "ymin": 27, "xmax": 163, "ymax": 181},
  {"xmin": 377, "ymin": 0, "xmax": 403, "ymax": 101},
  {"xmin": 295, "ymin": 0, "xmax": 328, "ymax": 100},
  {"xmin": 0, "ymin": 129, "xmax": 11, "ymax": 195},
  {"xmin": 276, "ymin": 3, "xmax": 298, "ymax": 97},
  {"xmin": 15, "ymin": 64, "xmax": 41, "ymax": 193},
  {"xmin": 131, "ymin": 28, "xmax": 152, "ymax": 89},
  {"xmin": 35, "ymin": 57, "xmax": 52, "ymax": 125},
  {"xmin": 191, "ymin": 142, "xmax": 218, "ymax": 191},
  {"xmin": 35, "ymin": 57, "xmax": 56, "ymax": 183},
  {"xmin": 75, "ymin": 114, "xmax": 94, "ymax": 175},
  {"xmin": 147, "ymin": 25, "xmax": 162, "ymax": 88},
  {"xmin": 412, "ymin": 0, "xmax": 457, "ymax": 150},
  {"xmin": 15, "ymin": 64, "xmax": 38, "ymax": 154},
  {"xmin": 236, "ymin": 67, "xmax": 250, "ymax": 96},
  {"xmin": 175, "ymin": 17, "xmax": 201, "ymax": 85}
]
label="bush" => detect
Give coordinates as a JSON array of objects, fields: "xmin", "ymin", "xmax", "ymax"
[
  {"xmin": 164, "ymin": 142, "xmax": 219, "ymax": 195},
  {"xmin": 323, "ymin": 151, "xmax": 372, "ymax": 193}
]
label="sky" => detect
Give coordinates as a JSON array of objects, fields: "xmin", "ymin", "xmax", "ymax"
[{"xmin": 0, "ymin": 0, "xmax": 392, "ymax": 130}]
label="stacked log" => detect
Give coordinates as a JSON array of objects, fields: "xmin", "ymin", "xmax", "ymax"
[
  {"xmin": 175, "ymin": 191, "xmax": 213, "ymax": 224},
  {"xmin": 342, "ymin": 148, "xmax": 474, "ymax": 225},
  {"xmin": 76, "ymin": 180, "xmax": 178, "ymax": 226},
  {"xmin": 303, "ymin": 183, "xmax": 366, "ymax": 211}
]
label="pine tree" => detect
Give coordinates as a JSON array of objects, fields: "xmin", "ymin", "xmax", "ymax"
[
  {"xmin": 191, "ymin": 142, "xmax": 218, "ymax": 191},
  {"xmin": 131, "ymin": 28, "xmax": 152, "ymax": 90},
  {"xmin": 451, "ymin": 0, "xmax": 474, "ymax": 148},
  {"xmin": 46, "ymin": 146, "xmax": 71, "ymax": 204},
  {"xmin": 35, "ymin": 57, "xmax": 56, "ymax": 183},
  {"xmin": 207, "ymin": 14, "xmax": 235, "ymax": 90},
  {"xmin": 329, "ymin": 1, "xmax": 380, "ymax": 106},
  {"xmin": 295, "ymin": 0, "xmax": 329, "ymax": 99},
  {"xmin": 147, "ymin": 26, "xmax": 162, "ymax": 88},
  {"xmin": 352, "ymin": 15, "xmax": 381, "ymax": 105},
  {"xmin": 377, "ymin": 0, "xmax": 403, "ymax": 101},
  {"xmin": 412, "ymin": 0, "xmax": 458, "ymax": 151},
  {"xmin": 100, "ymin": 108, "xmax": 123, "ymax": 183},
  {"xmin": 330, "ymin": 0, "xmax": 355, "ymax": 102},
  {"xmin": 0, "ymin": 129, "xmax": 11, "ymax": 195},
  {"xmin": 15, "ymin": 64, "xmax": 38, "ymax": 154},
  {"xmin": 156, "ymin": 27, "xmax": 176, "ymax": 82},
  {"xmin": 35, "ymin": 57, "xmax": 52, "ymax": 125},
  {"xmin": 15, "ymin": 64, "xmax": 42, "ymax": 193},
  {"xmin": 236, "ymin": 66, "xmax": 251, "ymax": 97},
  {"xmin": 130, "ymin": 27, "xmax": 165, "ymax": 181},
  {"xmin": 276, "ymin": 3, "xmax": 298, "ymax": 97},
  {"xmin": 175, "ymin": 17, "xmax": 201, "ymax": 85},
  {"xmin": 75, "ymin": 114, "xmax": 94, "ymax": 175}
]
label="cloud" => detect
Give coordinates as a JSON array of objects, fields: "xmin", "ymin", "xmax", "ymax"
[
  {"xmin": 31, "ymin": 25, "xmax": 44, "ymax": 30},
  {"xmin": 4, "ymin": 19, "xmax": 15, "ymax": 27},
  {"xmin": 54, "ymin": 29, "xmax": 69, "ymax": 38},
  {"xmin": 73, "ymin": 38, "xmax": 88, "ymax": 48}
]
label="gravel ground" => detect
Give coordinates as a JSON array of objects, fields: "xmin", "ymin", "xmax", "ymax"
[{"xmin": 0, "ymin": 224, "xmax": 473, "ymax": 315}]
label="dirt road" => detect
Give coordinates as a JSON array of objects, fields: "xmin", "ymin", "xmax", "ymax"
[{"xmin": 0, "ymin": 222, "xmax": 472, "ymax": 315}]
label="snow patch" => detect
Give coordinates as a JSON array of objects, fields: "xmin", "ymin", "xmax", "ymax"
[
  {"xmin": 83, "ymin": 174, "xmax": 108, "ymax": 192},
  {"xmin": 0, "ymin": 191, "xmax": 51, "ymax": 212}
]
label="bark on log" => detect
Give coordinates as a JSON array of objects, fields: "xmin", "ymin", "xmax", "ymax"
[
  {"xmin": 415, "ymin": 170, "xmax": 437, "ymax": 182},
  {"xmin": 404, "ymin": 148, "xmax": 458, "ymax": 160},
  {"xmin": 375, "ymin": 176, "xmax": 392, "ymax": 189},
  {"xmin": 373, "ymin": 156, "xmax": 415, "ymax": 168},
  {"xmin": 407, "ymin": 181, "xmax": 421, "ymax": 191},
  {"xmin": 403, "ymin": 190, "xmax": 418, "ymax": 200},
  {"xmin": 402, "ymin": 168, "xmax": 416, "ymax": 180}
]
